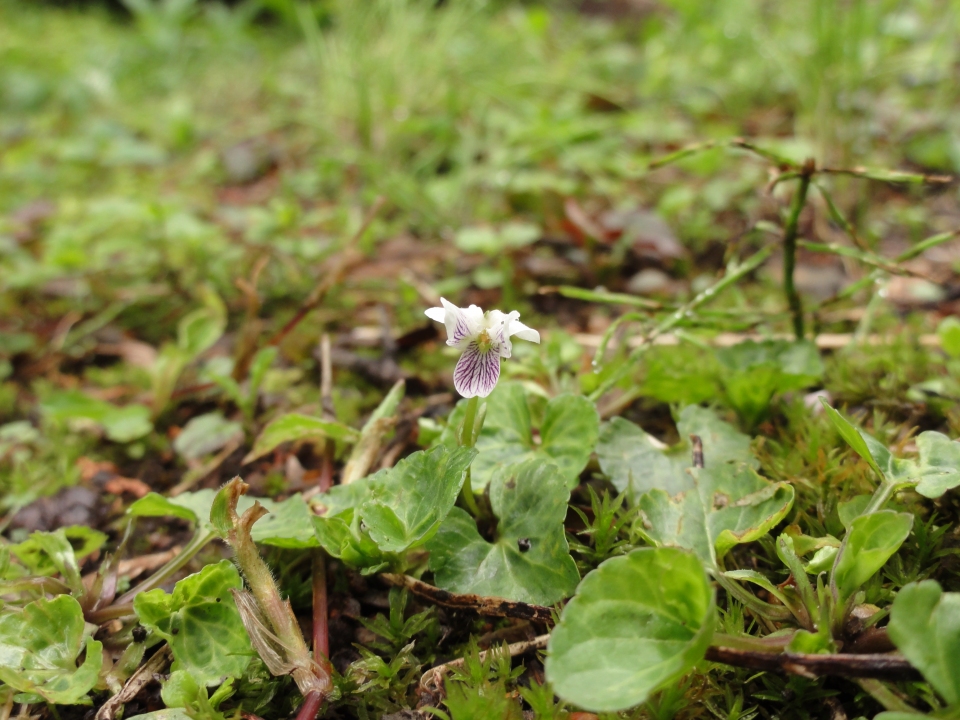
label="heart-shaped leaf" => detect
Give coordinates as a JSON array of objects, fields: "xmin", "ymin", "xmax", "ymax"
[
  {"xmin": 831, "ymin": 510, "xmax": 913, "ymax": 606},
  {"xmin": 471, "ymin": 382, "xmax": 598, "ymax": 490},
  {"xmin": 888, "ymin": 580, "xmax": 960, "ymax": 705},
  {"xmin": 638, "ymin": 462, "xmax": 794, "ymax": 567},
  {"xmin": 134, "ymin": 560, "xmax": 252, "ymax": 685},
  {"xmin": 597, "ymin": 405, "xmax": 756, "ymax": 502},
  {"xmin": 0, "ymin": 595, "xmax": 103, "ymax": 704},
  {"xmin": 546, "ymin": 547, "xmax": 715, "ymax": 712},
  {"xmin": 312, "ymin": 446, "xmax": 476, "ymax": 570},
  {"xmin": 360, "ymin": 445, "xmax": 477, "ymax": 553},
  {"xmin": 427, "ymin": 458, "xmax": 580, "ymax": 606}
]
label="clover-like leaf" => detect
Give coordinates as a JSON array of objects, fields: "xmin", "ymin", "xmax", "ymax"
[
  {"xmin": 638, "ymin": 462, "xmax": 794, "ymax": 567},
  {"xmin": 427, "ymin": 458, "xmax": 580, "ymax": 606},
  {"xmin": 471, "ymin": 382, "xmax": 598, "ymax": 490},
  {"xmin": 360, "ymin": 445, "xmax": 477, "ymax": 553},
  {"xmin": 134, "ymin": 560, "xmax": 252, "ymax": 686},
  {"xmin": 888, "ymin": 580, "xmax": 960, "ymax": 705},
  {"xmin": 0, "ymin": 595, "xmax": 103, "ymax": 704},
  {"xmin": 546, "ymin": 547, "xmax": 715, "ymax": 712},
  {"xmin": 597, "ymin": 405, "xmax": 756, "ymax": 502},
  {"xmin": 831, "ymin": 510, "xmax": 913, "ymax": 607},
  {"xmin": 243, "ymin": 413, "xmax": 360, "ymax": 464}
]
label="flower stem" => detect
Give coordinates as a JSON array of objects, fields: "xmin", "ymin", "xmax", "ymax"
[
  {"xmin": 460, "ymin": 396, "xmax": 480, "ymax": 448},
  {"xmin": 458, "ymin": 396, "xmax": 483, "ymax": 517}
]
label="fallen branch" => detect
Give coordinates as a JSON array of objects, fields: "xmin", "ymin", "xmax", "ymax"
[
  {"xmin": 380, "ymin": 574, "xmax": 554, "ymax": 624},
  {"xmin": 267, "ymin": 196, "xmax": 385, "ymax": 349},
  {"xmin": 705, "ymin": 646, "xmax": 921, "ymax": 681},
  {"xmin": 95, "ymin": 645, "xmax": 172, "ymax": 720},
  {"xmin": 420, "ymin": 634, "xmax": 550, "ymax": 694}
]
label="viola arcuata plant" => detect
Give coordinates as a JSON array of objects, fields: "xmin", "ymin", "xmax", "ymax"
[{"xmin": 425, "ymin": 297, "xmax": 540, "ymax": 398}]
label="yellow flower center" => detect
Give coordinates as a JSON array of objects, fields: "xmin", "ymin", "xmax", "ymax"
[{"xmin": 477, "ymin": 329, "xmax": 492, "ymax": 352}]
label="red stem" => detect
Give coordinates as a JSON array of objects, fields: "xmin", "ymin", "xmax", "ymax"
[
  {"xmin": 312, "ymin": 551, "xmax": 330, "ymax": 663},
  {"xmin": 294, "ymin": 691, "xmax": 323, "ymax": 720}
]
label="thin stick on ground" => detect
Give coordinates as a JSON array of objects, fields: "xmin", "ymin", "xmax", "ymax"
[
  {"xmin": 420, "ymin": 634, "xmax": 550, "ymax": 694},
  {"xmin": 380, "ymin": 574, "xmax": 554, "ymax": 623},
  {"xmin": 95, "ymin": 645, "xmax": 172, "ymax": 720},
  {"xmin": 267, "ymin": 196, "xmax": 385, "ymax": 349},
  {"xmin": 704, "ymin": 646, "xmax": 922, "ymax": 681},
  {"xmin": 318, "ymin": 333, "xmax": 335, "ymax": 493}
]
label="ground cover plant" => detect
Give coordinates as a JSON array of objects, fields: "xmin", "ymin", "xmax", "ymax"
[{"xmin": 2, "ymin": 0, "xmax": 960, "ymax": 718}]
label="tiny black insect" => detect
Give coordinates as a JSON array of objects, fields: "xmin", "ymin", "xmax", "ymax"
[
  {"xmin": 517, "ymin": 537, "xmax": 531, "ymax": 552},
  {"xmin": 132, "ymin": 625, "xmax": 148, "ymax": 643}
]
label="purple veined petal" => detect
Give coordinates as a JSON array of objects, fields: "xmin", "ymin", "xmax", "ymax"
[
  {"xmin": 453, "ymin": 342, "xmax": 501, "ymax": 398},
  {"xmin": 438, "ymin": 298, "xmax": 483, "ymax": 348}
]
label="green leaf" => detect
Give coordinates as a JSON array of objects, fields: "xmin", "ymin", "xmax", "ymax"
[
  {"xmin": 173, "ymin": 412, "xmax": 243, "ymax": 461},
  {"xmin": 427, "ymin": 458, "xmax": 580, "ymax": 606},
  {"xmin": 243, "ymin": 413, "xmax": 360, "ymax": 464},
  {"xmin": 312, "ymin": 509, "xmax": 387, "ymax": 573},
  {"xmin": 472, "ymin": 383, "xmax": 599, "ymax": 491},
  {"xmin": 545, "ymin": 548, "xmax": 715, "ymax": 713},
  {"xmin": 40, "ymin": 389, "xmax": 152, "ymax": 442},
  {"xmin": 249, "ymin": 495, "xmax": 318, "ymax": 549},
  {"xmin": 938, "ymin": 316, "xmax": 960, "ymax": 359},
  {"xmin": 177, "ymin": 306, "xmax": 225, "ymax": 359},
  {"xmin": 837, "ymin": 495, "xmax": 872, "ymax": 529},
  {"xmin": 129, "ymin": 489, "xmax": 217, "ymax": 530},
  {"xmin": 716, "ymin": 340, "xmax": 823, "ymax": 427},
  {"xmin": 820, "ymin": 400, "xmax": 884, "ymax": 479},
  {"xmin": 831, "ymin": 510, "xmax": 913, "ymax": 606},
  {"xmin": 913, "ymin": 432, "xmax": 960, "ymax": 498},
  {"xmin": 0, "ymin": 595, "xmax": 103, "ymax": 704},
  {"xmin": 126, "ymin": 711, "xmax": 192, "ymax": 720},
  {"xmin": 888, "ymin": 580, "xmax": 960, "ymax": 706},
  {"xmin": 638, "ymin": 462, "xmax": 794, "ymax": 567},
  {"xmin": 597, "ymin": 405, "xmax": 757, "ymax": 502},
  {"xmin": 11, "ymin": 527, "xmax": 106, "ymax": 586},
  {"xmin": 361, "ymin": 446, "xmax": 477, "ymax": 553},
  {"xmin": 134, "ymin": 560, "xmax": 252, "ymax": 686}
]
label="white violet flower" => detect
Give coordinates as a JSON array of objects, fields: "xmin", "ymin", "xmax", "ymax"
[{"xmin": 425, "ymin": 298, "xmax": 540, "ymax": 398}]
